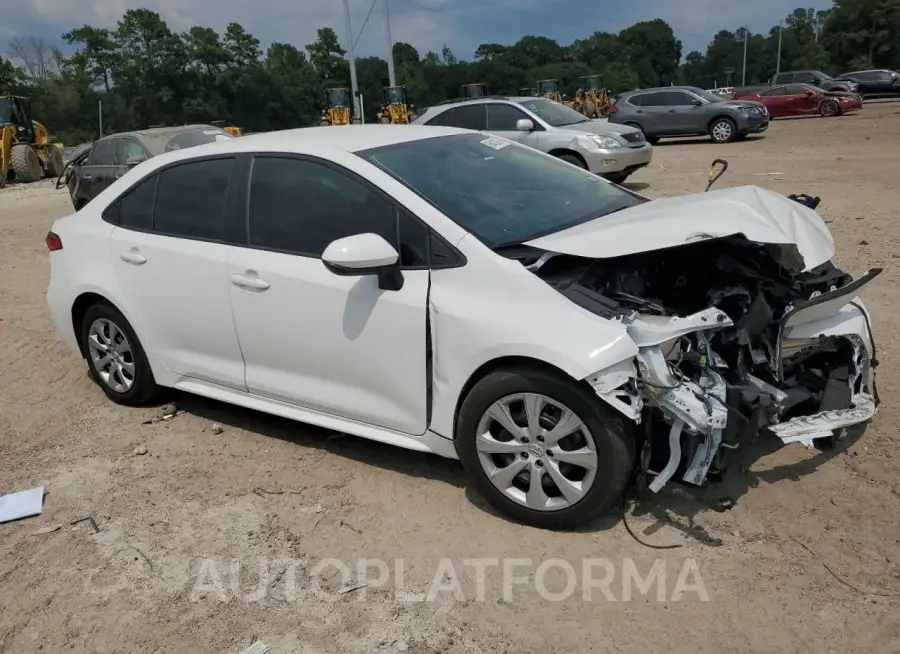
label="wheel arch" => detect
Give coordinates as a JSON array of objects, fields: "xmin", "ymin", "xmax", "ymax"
[
  {"xmin": 707, "ymin": 113, "xmax": 737, "ymax": 131},
  {"xmin": 451, "ymin": 355, "xmax": 587, "ymax": 440},
  {"xmin": 547, "ymin": 149, "xmax": 587, "ymax": 168}
]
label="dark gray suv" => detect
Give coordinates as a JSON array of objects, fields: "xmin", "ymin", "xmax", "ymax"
[{"xmin": 608, "ymin": 86, "xmax": 769, "ymax": 144}]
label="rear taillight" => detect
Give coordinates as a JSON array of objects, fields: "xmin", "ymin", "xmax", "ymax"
[
  {"xmin": 46, "ymin": 231, "xmax": 62, "ymax": 251},
  {"xmin": 607, "ymin": 104, "xmax": 619, "ymax": 114}
]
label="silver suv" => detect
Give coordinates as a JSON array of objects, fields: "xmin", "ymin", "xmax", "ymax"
[{"xmin": 411, "ymin": 96, "xmax": 652, "ymax": 184}]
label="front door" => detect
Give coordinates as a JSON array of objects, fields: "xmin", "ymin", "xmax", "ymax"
[
  {"xmin": 227, "ymin": 155, "xmax": 430, "ymax": 435},
  {"xmin": 107, "ymin": 156, "xmax": 247, "ymax": 390},
  {"xmin": 485, "ymin": 103, "xmax": 541, "ymax": 146},
  {"xmin": 662, "ymin": 91, "xmax": 703, "ymax": 133}
]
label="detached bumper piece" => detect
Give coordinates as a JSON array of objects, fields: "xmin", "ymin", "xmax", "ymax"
[{"xmin": 769, "ymin": 393, "xmax": 876, "ymax": 447}]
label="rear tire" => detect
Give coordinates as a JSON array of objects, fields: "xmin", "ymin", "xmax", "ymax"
[
  {"xmin": 379, "ymin": 115, "xmax": 391, "ymax": 124},
  {"xmin": 43, "ymin": 146, "xmax": 65, "ymax": 178},
  {"xmin": 10, "ymin": 144, "xmax": 42, "ymax": 182},
  {"xmin": 80, "ymin": 302, "xmax": 160, "ymax": 406},
  {"xmin": 455, "ymin": 366, "xmax": 634, "ymax": 530}
]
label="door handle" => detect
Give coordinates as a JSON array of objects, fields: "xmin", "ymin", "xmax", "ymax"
[
  {"xmin": 231, "ymin": 274, "xmax": 270, "ymax": 291},
  {"xmin": 120, "ymin": 250, "xmax": 147, "ymax": 265},
  {"xmin": 82, "ymin": 174, "xmax": 93, "ymax": 180},
  {"xmin": 667, "ymin": 109, "xmax": 677, "ymax": 113}
]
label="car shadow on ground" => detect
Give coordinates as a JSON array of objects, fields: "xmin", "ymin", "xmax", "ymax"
[
  {"xmin": 622, "ymin": 181, "xmax": 649, "ymax": 192},
  {"xmin": 164, "ymin": 390, "xmax": 866, "ymax": 538},
  {"xmin": 171, "ymin": 391, "xmax": 467, "ymax": 490},
  {"xmin": 653, "ymin": 135, "xmax": 767, "ymax": 146}
]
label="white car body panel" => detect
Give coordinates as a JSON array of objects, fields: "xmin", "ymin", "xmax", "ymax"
[{"xmin": 526, "ymin": 185, "xmax": 835, "ymax": 271}]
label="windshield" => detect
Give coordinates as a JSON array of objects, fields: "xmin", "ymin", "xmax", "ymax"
[
  {"xmin": 583, "ymin": 77, "xmax": 602, "ymax": 90},
  {"xmin": 518, "ymin": 99, "xmax": 587, "ymax": 126},
  {"xmin": 812, "ymin": 71, "xmax": 832, "ymax": 80},
  {"xmin": 327, "ymin": 89, "xmax": 350, "ymax": 106},
  {"xmin": 358, "ymin": 133, "xmax": 644, "ymax": 248},
  {"xmin": 163, "ymin": 128, "xmax": 233, "ymax": 152},
  {"xmin": 0, "ymin": 97, "xmax": 14, "ymax": 125},
  {"xmin": 384, "ymin": 87, "xmax": 405, "ymax": 104}
]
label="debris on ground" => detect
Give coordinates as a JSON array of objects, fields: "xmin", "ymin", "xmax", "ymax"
[
  {"xmin": 133, "ymin": 446, "xmax": 148, "ymax": 456},
  {"xmin": 212, "ymin": 423, "xmax": 224, "ymax": 435},
  {"xmin": 237, "ymin": 638, "xmax": 269, "ymax": 654},
  {"xmin": 31, "ymin": 523, "xmax": 62, "ymax": 536},
  {"xmin": 0, "ymin": 487, "xmax": 44, "ymax": 524},
  {"xmin": 142, "ymin": 403, "xmax": 183, "ymax": 425},
  {"xmin": 70, "ymin": 516, "xmax": 100, "ymax": 533}
]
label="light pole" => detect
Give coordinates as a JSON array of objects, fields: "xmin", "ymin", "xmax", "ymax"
[
  {"xmin": 384, "ymin": 0, "xmax": 396, "ymax": 87},
  {"xmin": 741, "ymin": 25, "xmax": 748, "ymax": 86},
  {"xmin": 775, "ymin": 21, "xmax": 783, "ymax": 76},
  {"xmin": 342, "ymin": 0, "xmax": 361, "ymax": 121}
]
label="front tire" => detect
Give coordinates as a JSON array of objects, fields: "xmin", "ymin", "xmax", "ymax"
[
  {"xmin": 80, "ymin": 302, "xmax": 159, "ymax": 406},
  {"xmin": 10, "ymin": 144, "xmax": 42, "ymax": 182},
  {"xmin": 819, "ymin": 99, "xmax": 840, "ymax": 117},
  {"xmin": 709, "ymin": 117, "xmax": 737, "ymax": 143},
  {"xmin": 456, "ymin": 366, "xmax": 634, "ymax": 530},
  {"xmin": 557, "ymin": 153, "xmax": 586, "ymax": 169}
]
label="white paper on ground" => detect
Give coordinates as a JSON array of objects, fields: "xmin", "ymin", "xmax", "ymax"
[{"xmin": 0, "ymin": 487, "xmax": 44, "ymax": 523}]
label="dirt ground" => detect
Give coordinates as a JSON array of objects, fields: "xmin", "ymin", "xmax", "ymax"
[{"xmin": 2, "ymin": 103, "xmax": 900, "ymax": 654}]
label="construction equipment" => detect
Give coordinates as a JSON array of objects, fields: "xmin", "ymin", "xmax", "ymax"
[
  {"xmin": 378, "ymin": 86, "xmax": 412, "ymax": 124},
  {"xmin": 517, "ymin": 87, "xmax": 538, "ymax": 97},
  {"xmin": 571, "ymin": 75, "xmax": 612, "ymax": 118},
  {"xmin": 0, "ymin": 95, "xmax": 64, "ymax": 187},
  {"xmin": 461, "ymin": 83, "xmax": 485, "ymax": 99},
  {"xmin": 320, "ymin": 87, "xmax": 353, "ymax": 126},
  {"xmin": 537, "ymin": 79, "xmax": 562, "ymax": 103},
  {"xmin": 211, "ymin": 120, "xmax": 243, "ymax": 137}
]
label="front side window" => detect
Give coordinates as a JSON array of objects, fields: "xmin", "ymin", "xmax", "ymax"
[
  {"xmin": 246, "ymin": 156, "xmax": 437, "ymax": 268},
  {"xmin": 153, "ymin": 158, "xmax": 234, "ymax": 240},
  {"xmin": 115, "ymin": 138, "xmax": 149, "ymax": 165},
  {"xmin": 88, "ymin": 139, "xmax": 117, "ymax": 165},
  {"xmin": 359, "ymin": 133, "xmax": 644, "ymax": 248},
  {"xmin": 665, "ymin": 91, "xmax": 696, "ymax": 106},
  {"xmin": 486, "ymin": 103, "xmax": 529, "ymax": 130}
]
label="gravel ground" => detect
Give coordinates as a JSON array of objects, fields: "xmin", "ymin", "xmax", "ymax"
[{"xmin": 2, "ymin": 103, "xmax": 899, "ymax": 654}]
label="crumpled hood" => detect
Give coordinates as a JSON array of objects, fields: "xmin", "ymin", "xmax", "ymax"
[{"xmin": 525, "ymin": 185, "xmax": 835, "ymax": 271}]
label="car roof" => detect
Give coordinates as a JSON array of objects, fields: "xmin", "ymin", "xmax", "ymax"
[
  {"xmin": 131, "ymin": 125, "xmax": 473, "ymax": 170},
  {"xmin": 95, "ymin": 124, "xmax": 231, "ymax": 155}
]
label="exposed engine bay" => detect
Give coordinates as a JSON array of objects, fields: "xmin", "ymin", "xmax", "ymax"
[{"xmin": 501, "ymin": 233, "xmax": 881, "ymax": 492}]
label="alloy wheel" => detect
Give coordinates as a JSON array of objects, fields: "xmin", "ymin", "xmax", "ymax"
[
  {"xmin": 475, "ymin": 393, "xmax": 599, "ymax": 512},
  {"xmin": 87, "ymin": 318, "xmax": 136, "ymax": 393}
]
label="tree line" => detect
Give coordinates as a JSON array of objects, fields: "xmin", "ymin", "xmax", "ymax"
[{"xmin": 0, "ymin": 0, "xmax": 897, "ymax": 145}]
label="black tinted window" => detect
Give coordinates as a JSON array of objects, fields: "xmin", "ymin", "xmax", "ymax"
[
  {"xmin": 785, "ymin": 84, "xmax": 809, "ymax": 95},
  {"xmin": 486, "ymin": 104, "xmax": 528, "ymax": 130},
  {"xmin": 117, "ymin": 174, "xmax": 157, "ymax": 230},
  {"xmin": 88, "ymin": 139, "xmax": 116, "ymax": 165},
  {"xmin": 114, "ymin": 138, "xmax": 149, "ymax": 165},
  {"xmin": 153, "ymin": 158, "xmax": 233, "ymax": 240},
  {"xmin": 248, "ymin": 157, "xmax": 396, "ymax": 257},
  {"xmin": 429, "ymin": 105, "xmax": 486, "ymax": 130},
  {"xmin": 759, "ymin": 87, "xmax": 785, "ymax": 97},
  {"xmin": 638, "ymin": 92, "xmax": 667, "ymax": 106},
  {"xmin": 665, "ymin": 91, "xmax": 695, "ymax": 105}
]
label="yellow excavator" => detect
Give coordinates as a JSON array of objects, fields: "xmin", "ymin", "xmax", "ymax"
[
  {"xmin": 378, "ymin": 86, "xmax": 412, "ymax": 124},
  {"xmin": 571, "ymin": 75, "xmax": 612, "ymax": 118},
  {"xmin": 537, "ymin": 79, "xmax": 563, "ymax": 103},
  {"xmin": 1, "ymin": 94, "xmax": 64, "ymax": 188},
  {"xmin": 320, "ymin": 87, "xmax": 353, "ymax": 126},
  {"xmin": 517, "ymin": 87, "xmax": 538, "ymax": 97},
  {"xmin": 461, "ymin": 83, "xmax": 485, "ymax": 99}
]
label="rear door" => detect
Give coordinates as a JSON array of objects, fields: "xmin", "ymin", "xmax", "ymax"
[
  {"xmin": 631, "ymin": 92, "xmax": 670, "ymax": 135},
  {"xmin": 106, "ymin": 156, "xmax": 247, "ymax": 389},
  {"xmin": 757, "ymin": 86, "xmax": 789, "ymax": 115}
]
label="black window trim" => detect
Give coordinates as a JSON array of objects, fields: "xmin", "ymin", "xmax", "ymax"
[
  {"xmin": 100, "ymin": 153, "xmax": 243, "ymax": 248},
  {"xmin": 235, "ymin": 151, "xmax": 466, "ymax": 271}
]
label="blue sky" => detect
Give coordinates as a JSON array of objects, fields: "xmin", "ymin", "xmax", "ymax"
[{"xmin": 4, "ymin": 0, "xmax": 833, "ymax": 64}]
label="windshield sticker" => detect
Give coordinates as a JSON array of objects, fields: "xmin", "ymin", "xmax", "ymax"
[
  {"xmin": 203, "ymin": 130, "xmax": 223, "ymax": 135},
  {"xmin": 480, "ymin": 137, "xmax": 511, "ymax": 150},
  {"xmin": 214, "ymin": 134, "xmax": 231, "ymax": 141}
]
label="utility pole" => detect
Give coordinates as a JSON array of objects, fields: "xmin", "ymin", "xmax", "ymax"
[
  {"xmin": 98, "ymin": 99, "xmax": 103, "ymax": 137},
  {"xmin": 342, "ymin": 0, "xmax": 361, "ymax": 121},
  {"xmin": 741, "ymin": 25, "xmax": 748, "ymax": 86},
  {"xmin": 384, "ymin": 0, "xmax": 397, "ymax": 87},
  {"xmin": 775, "ymin": 21, "xmax": 783, "ymax": 76}
]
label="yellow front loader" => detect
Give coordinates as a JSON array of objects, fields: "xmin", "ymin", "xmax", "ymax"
[
  {"xmin": 461, "ymin": 83, "xmax": 485, "ymax": 99},
  {"xmin": 572, "ymin": 75, "xmax": 612, "ymax": 118},
  {"xmin": 320, "ymin": 87, "xmax": 353, "ymax": 126},
  {"xmin": 378, "ymin": 86, "xmax": 412, "ymax": 124},
  {"xmin": 537, "ymin": 79, "xmax": 562, "ymax": 103},
  {"xmin": 0, "ymin": 94, "xmax": 64, "ymax": 187}
]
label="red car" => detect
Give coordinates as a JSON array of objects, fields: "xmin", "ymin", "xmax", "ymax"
[{"xmin": 733, "ymin": 83, "xmax": 861, "ymax": 117}]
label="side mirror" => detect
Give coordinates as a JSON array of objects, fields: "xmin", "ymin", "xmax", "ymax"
[
  {"xmin": 692, "ymin": 99, "xmax": 703, "ymax": 106},
  {"xmin": 516, "ymin": 118, "xmax": 534, "ymax": 131},
  {"xmin": 805, "ymin": 90, "xmax": 814, "ymax": 96},
  {"xmin": 322, "ymin": 233, "xmax": 403, "ymax": 291},
  {"xmin": 125, "ymin": 156, "xmax": 147, "ymax": 168}
]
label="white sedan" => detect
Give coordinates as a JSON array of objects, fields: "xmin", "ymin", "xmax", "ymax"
[{"xmin": 46, "ymin": 125, "xmax": 880, "ymax": 530}]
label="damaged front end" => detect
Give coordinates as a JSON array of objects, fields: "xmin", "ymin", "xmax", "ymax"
[{"xmin": 512, "ymin": 235, "xmax": 881, "ymax": 493}]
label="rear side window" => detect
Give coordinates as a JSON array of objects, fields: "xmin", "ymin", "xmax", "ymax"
[
  {"xmin": 153, "ymin": 158, "xmax": 234, "ymax": 240},
  {"xmin": 427, "ymin": 105, "xmax": 487, "ymax": 130},
  {"xmin": 758, "ymin": 87, "xmax": 784, "ymax": 97},
  {"xmin": 637, "ymin": 92, "xmax": 667, "ymax": 106},
  {"xmin": 117, "ymin": 174, "xmax": 158, "ymax": 230}
]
